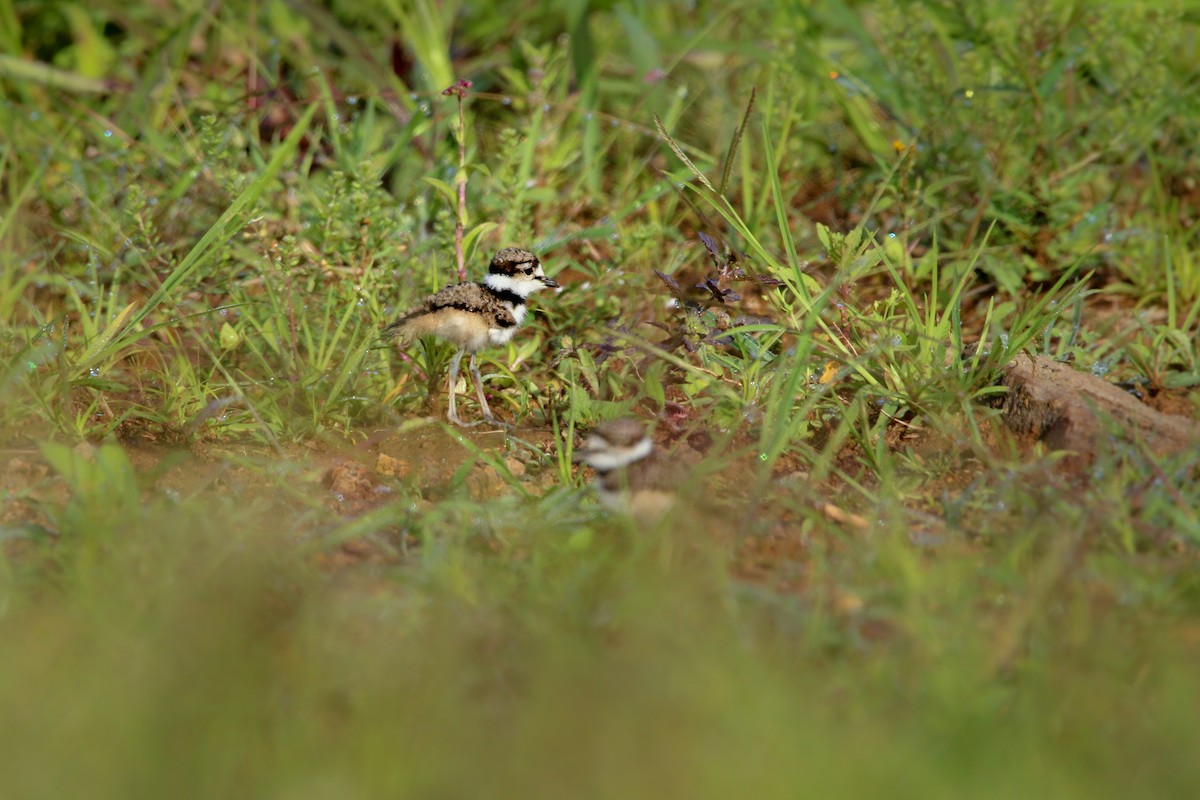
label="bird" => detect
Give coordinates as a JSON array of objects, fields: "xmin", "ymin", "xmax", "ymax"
[
  {"xmin": 573, "ymin": 417, "xmax": 683, "ymax": 523},
  {"xmin": 385, "ymin": 247, "xmax": 558, "ymax": 427}
]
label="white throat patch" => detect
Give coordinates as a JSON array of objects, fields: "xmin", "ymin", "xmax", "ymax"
[
  {"xmin": 581, "ymin": 436, "xmax": 653, "ymax": 472},
  {"xmin": 485, "ymin": 272, "xmax": 548, "ymax": 298}
]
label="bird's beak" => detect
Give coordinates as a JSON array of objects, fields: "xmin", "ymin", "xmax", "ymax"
[{"xmin": 540, "ymin": 276, "xmax": 560, "ymax": 289}]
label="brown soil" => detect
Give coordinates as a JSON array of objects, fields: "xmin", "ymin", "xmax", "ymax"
[
  {"xmin": 4, "ymin": 365, "xmax": 1195, "ymax": 602},
  {"xmin": 0, "ymin": 421, "xmax": 562, "ymax": 565}
]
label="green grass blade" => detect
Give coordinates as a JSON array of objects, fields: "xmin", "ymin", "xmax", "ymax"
[
  {"xmin": 718, "ymin": 87, "xmax": 756, "ymax": 198},
  {"xmin": 125, "ymin": 102, "xmax": 319, "ymax": 334}
]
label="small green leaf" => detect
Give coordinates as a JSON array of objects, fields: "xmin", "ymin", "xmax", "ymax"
[
  {"xmin": 462, "ymin": 222, "xmax": 499, "ymax": 263},
  {"xmin": 816, "ymin": 223, "xmax": 832, "ymax": 254},
  {"xmin": 644, "ymin": 369, "xmax": 665, "ymax": 407},
  {"xmin": 62, "ymin": 6, "xmax": 117, "ymax": 79},
  {"xmin": 421, "ymin": 177, "xmax": 458, "ymax": 210},
  {"xmin": 219, "ymin": 322, "xmax": 241, "ymax": 351}
]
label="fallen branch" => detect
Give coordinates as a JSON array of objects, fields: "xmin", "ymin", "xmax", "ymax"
[{"xmin": 993, "ymin": 354, "xmax": 1200, "ymax": 460}]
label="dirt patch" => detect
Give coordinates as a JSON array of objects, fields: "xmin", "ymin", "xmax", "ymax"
[
  {"xmin": 0, "ymin": 421, "xmax": 556, "ymax": 552},
  {"xmin": 1144, "ymin": 387, "xmax": 1199, "ymax": 418},
  {"xmin": 732, "ymin": 522, "xmax": 812, "ymax": 593},
  {"xmin": 0, "ymin": 453, "xmax": 57, "ymax": 546}
]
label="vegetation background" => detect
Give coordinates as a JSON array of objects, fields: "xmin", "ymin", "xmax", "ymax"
[{"xmin": 2, "ymin": 0, "xmax": 1199, "ymax": 797}]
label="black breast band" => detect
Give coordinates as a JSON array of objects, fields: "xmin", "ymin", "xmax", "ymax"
[
  {"xmin": 485, "ymin": 286, "xmax": 525, "ymax": 327},
  {"xmin": 485, "ymin": 285, "xmax": 524, "ymax": 307}
]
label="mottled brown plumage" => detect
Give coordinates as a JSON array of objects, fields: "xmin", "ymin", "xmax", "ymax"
[
  {"xmin": 489, "ymin": 246, "xmax": 542, "ymax": 273},
  {"xmin": 386, "ymin": 282, "xmax": 520, "ymax": 354},
  {"xmin": 399, "ymin": 282, "xmax": 522, "ymax": 325},
  {"xmin": 386, "ymin": 247, "xmax": 557, "ymax": 427}
]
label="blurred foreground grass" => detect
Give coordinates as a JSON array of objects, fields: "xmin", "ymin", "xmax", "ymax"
[
  {"xmin": 2, "ymin": 0, "xmax": 1200, "ymax": 796},
  {"xmin": 3, "ymin": 471, "xmax": 1199, "ymax": 799}
]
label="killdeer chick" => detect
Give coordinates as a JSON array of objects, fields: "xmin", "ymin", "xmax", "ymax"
[
  {"xmin": 574, "ymin": 418, "xmax": 682, "ymax": 523},
  {"xmin": 385, "ymin": 247, "xmax": 558, "ymax": 427}
]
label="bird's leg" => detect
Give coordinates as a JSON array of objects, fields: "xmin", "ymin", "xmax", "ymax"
[
  {"xmin": 446, "ymin": 349, "xmax": 479, "ymax": 427},
  {"xmin": 470, "ymin": 354, "xmax": 509, "ymax": 428}
]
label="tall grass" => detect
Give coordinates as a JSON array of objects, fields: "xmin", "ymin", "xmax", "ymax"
[{"xmin": 2, "ymin": 0, "xmax": 1199, "ymax": 797}]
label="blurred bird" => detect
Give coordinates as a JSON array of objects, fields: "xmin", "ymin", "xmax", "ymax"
[
  {"xmin": 573, "ymin": 418, "xmax": 682, "ymax": 523},
  {"xmin": 385, "ymin": 247, "xmax": 557, "ymax": 427}
]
